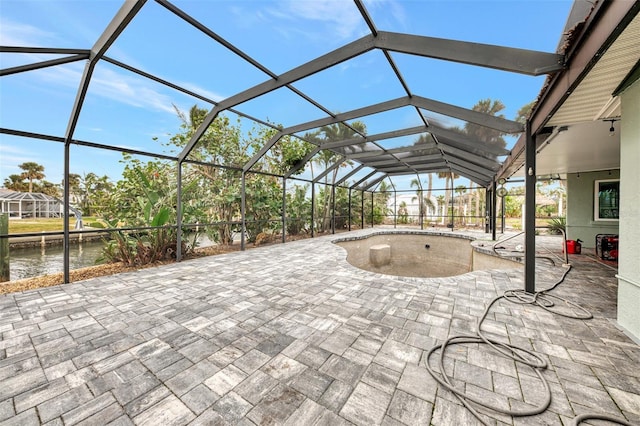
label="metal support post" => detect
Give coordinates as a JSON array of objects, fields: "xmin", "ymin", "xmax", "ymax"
[
  {"xmin": 419, "ymin": 190, "xmax": 424, "ymax": 230},
  {"xmin": 176, "ymin": 162, "xmax": 183, "ymax": 261},
  {"xmin": 282, "ymin": 177, "xmax": 286, "ymax": 243},
  {"xmin": 311, "ymin": 183, "xmax": 315, "ymax": 238},
  {"xmin": 348, "ymin": 189, "xmax": 352, "ymax": 231},
  {"xmin": 241, "ymin": 171, "xmax": 246, "ymax": 251},
  {"xmin": 63, "ymin": 144, "xmax": 70, "ymax": 283},
  {"xmin": 331, "ymin": 185, "xmax": 336, "ymax": 234},
  {"xmin": 484, "ymin": 188, "xmax": 490, "ymax": 233},
  {"xmin": 501, "ymin": 192, "xmax": 505, "ymax": 234},
  {"xmin": 417, "ymin": 178, "xmax": 424, "ymax": 230},
  {"xmin": 524, "ymin": 120, "xmax": 536, "ymax": 294},
  {"xmin": 491, "ymin": 180, "xmax": 497, "ymax": 241},
  {"xmin": 361, "ymin": 191, "xmax": 365, "ymax": 229},
  {"xmin": 370, "ymin": 192, "xmax": 374, "ymax": 228},
  {"xmin": 394, "ymin": 191, "xmax": 397, "ymax": 228},
  {"xmin": 450, "ymin": 174, "xmax": 454, "ymax": 231},
  {"xmin": 0, "ymin": 214, "xmax": 9, "ymax": 282}
]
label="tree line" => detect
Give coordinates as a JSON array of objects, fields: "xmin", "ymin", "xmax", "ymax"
[
  {"xmin": 4, "ymin": 162, "xmax": 62, "ymax": 196},
  {"xmin": 3, "ymin": 163, "xmax": 115, "ymax": 217}
]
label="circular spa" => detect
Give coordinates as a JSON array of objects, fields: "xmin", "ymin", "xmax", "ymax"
[{"xmin": 334, "ymin": 231, "xmax": 521, "ymax": 278}]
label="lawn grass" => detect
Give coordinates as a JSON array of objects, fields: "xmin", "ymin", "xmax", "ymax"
[
  {"xmin": 7, "ymin": 217, "xmax": 98, "ymax": 234},
  {"xmin": 502, "ymin": 217, "xmax": 562, "ymax": 231}
]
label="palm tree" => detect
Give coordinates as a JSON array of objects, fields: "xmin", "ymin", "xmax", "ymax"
[
  {"xmin": 410, "ymin": 178, "xmax": 423, "ymax": 224},
  {"xmin": 80, "ymin": 173, "xmax": 97, "ymax": 214},
  {"xmin": 18, "ymin": 162, "xmax": 45, "ymax": 193},
  {"xmin": 436, "ymin": 195, "xmax": 445, "ymax": 222},
  {"xmin": 437, "ymin": 172, "xmax": 450, "ymax": 224},
  {"xmin": 39, "ymin": 181, "xmax": 59, "ymax": 197},
  {"xmin": 3, "ymin": 174, "xmax": 28, "ymax": 192},
  {"xmin": 455, "ymin": 185, "xmax": 467, "ymax": 225},
  {"xmin": 373, "ymin": 180, "xmax": 391, "ymax": 224},
  {"xmin": 425, "ymin": 173, "xmax": 433, "ymax": 216},
  {"xmin": 405, "ymin": 134, "xmax": 438, "ymax": 217},
  {"xmin": 468, "ymin": 179, "xmax": 482, "ymax": 226},
  {"xmin": 438, "ymin": 172, "xmax": 451, "ymax": 216},
  {"xmin": 465, "ymin": 178, "xmax": 474, "ymax": 225},
  {"xmin": 437, "ymin": 172, "xmax": 459, "ymax": 224},
  {"xmin": 82, "ymin": 173, "xmax": 113, "ymax": 215},
  {"xmin": 516, "ymin": 101, "xmax": 535, "ymax": 124},
  {"xmin": 465, "ymin": 99, "xmax": 507, "ymax": 224},
  {"xmin": 410, "ymin": 178, "xmax": 435, "ymax": 226},
  {"xmin": 313, "ymin": 149, "xmax": 345, "ymax": 233},
  {"xmin": 311, "ymin": 121, "xmax": 366, "ymax": 232},
  {"xmin": 398, "ymin": 201, "xmax": 408, "ymax": 224},
  {"xmin": 464, "ymin": 99, "xmax": 507, "ymax": 151},
  {"xmin": 550, "ymin": 183, "xmax": 566, "ymax": 217}
]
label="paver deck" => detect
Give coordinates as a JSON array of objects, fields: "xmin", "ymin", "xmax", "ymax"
[{"xmin": 1, "ymin": 228, "xmax": 638, "ymax": 425}]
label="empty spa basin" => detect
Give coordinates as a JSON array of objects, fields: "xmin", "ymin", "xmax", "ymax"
[{"xmin": 335, "ymin": 232, "xmax": 519, "ymax": 278}]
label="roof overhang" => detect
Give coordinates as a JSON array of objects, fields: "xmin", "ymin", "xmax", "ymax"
[{"xmin": 499, "ymin": 0, "xmax": 640, "ymax": 179}]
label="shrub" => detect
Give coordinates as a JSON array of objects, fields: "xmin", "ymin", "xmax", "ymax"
[{"xmin": 548, "ymin": 217, "xmax": 566, "ymax": 235}]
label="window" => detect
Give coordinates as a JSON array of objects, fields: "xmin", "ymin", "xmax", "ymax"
[{"xmin": 594, "ymin": 179, "xmax": 620, "ymax": 221}]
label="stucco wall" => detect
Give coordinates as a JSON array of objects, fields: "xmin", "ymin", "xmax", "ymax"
[
  {"xmin": 618, "ymin": 78, "xmax": 640, "ymax": 343},
  {"xmin": 566, "ymin": 170, "xmax": 619, "ymax": 248}
]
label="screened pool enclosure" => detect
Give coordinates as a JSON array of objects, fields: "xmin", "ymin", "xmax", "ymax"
[{"xmin": 1, "ymin": 0, "xmax": 573, "ymax": 286}]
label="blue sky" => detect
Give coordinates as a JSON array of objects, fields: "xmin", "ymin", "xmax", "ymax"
[{"xmin": 0, "ymin": 0, "xmax": 574, "ymax": 191}]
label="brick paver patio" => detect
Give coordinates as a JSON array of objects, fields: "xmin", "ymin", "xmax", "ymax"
[{"xmin": 1, "ymin": 229, "xmax": 638, "ymax": 425}]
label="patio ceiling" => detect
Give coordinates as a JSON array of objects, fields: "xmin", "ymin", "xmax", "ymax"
[{"xmin": 2, "ymin": 0, "xmax": 590, "ymax": 190}]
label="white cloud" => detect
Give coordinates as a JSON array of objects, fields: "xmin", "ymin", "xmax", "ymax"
[
  {"xmin": 0, "ymin": 17, "xmax": 56, "ymax": 46},
  {"xmin": 231, "ymin": 0, "xmax": 408, "ymax": 44},
  {"xmin": 18, "ymin": 58, "xmax": 228, "ymax": 119},
  {"xmin": 270, "ymin": 0, "xmax": 367, "ymax": 41},
  {"xmin": 2, "ymin": 13, "xmax": 207, "ymax": 117},
  {"xmin": 0, "ymin": 146, "xmax": 49, "ymax": 176},
  {"xmin": 26, "ymin": 61, "xmax": 183, "ymax": 116}
]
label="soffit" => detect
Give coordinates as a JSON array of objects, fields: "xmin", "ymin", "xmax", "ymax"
[
  {"xmin": 547, "ymin": 12, "xmax": 640, "ymax": 125},
  {"xmin": 502, "ymin": 6, "xmax": 639, "ymax": 179}
]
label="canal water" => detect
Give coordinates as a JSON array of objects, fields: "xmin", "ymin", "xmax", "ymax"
[
  {"xmin": 7, "ymin": 236, "xmax": 216, "ymax": 281},
  {"xmin": 9, "ymin": 241, "xmax": 106, "ymax": 281}
]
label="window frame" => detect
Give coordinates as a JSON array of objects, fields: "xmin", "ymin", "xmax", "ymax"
[{"xmin": 594, "ymin": 179, "xmax": 620, "ymax": 222}]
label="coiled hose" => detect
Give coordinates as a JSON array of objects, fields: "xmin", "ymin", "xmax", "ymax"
[
  {"xmin": 571, "ymin": 413, "xmax": 633, "ymax": 426},
  {"xmin": 424, "ymin": 245, "xmax": 632, "ymax": 425}
]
